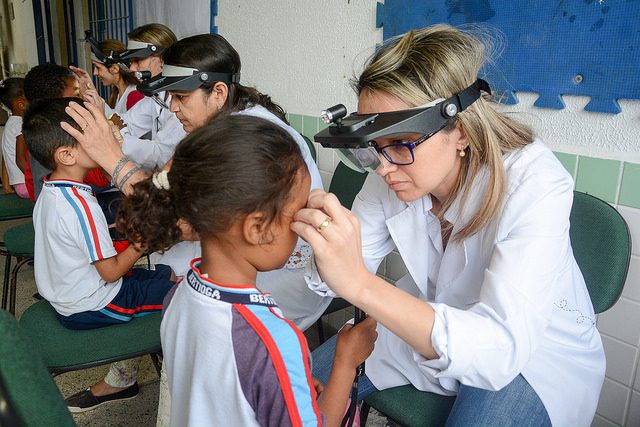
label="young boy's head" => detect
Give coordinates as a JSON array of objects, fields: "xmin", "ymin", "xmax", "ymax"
[
  {"xmin": 24, "ymin": 63, "xmax": 79, "ymax": 102},
  {"xmin": 22, "ymin": 97, "xmax": 84, "ymax": 171}
]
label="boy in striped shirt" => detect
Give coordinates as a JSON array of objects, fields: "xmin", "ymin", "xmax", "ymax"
[{"xmin": 22, "ymin": 97, "xmax": 175, "ymax": 330}]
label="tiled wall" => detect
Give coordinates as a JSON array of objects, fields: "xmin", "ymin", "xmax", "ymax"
[{"xmin": 290, "ymin": 113, "xmax": 640, "ymax": 427}]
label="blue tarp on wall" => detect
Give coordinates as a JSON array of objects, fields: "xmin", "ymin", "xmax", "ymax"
[{"xmin": 376, "ymin": 0, "xmax": 640, "ymax": 114}]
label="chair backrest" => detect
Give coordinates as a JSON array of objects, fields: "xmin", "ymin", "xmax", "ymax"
[
  {"xmin": 301, "ymin": 134, "xmax": 317, "ymax": 162},
  {"xmin": 328, "ymin": 162, "xmax": 368, "ymax": 209},
  {"xmin": 570, "ymin": 191, "xmax": 631, "ymax": 314},
  {"xmin": 0, "ymin": 309, "xmax": 75, "ymax": 426}
]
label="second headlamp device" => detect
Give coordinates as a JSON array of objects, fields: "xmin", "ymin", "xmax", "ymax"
[{"xmin": 314, "ymin": 79, "xmax": 491, "ymax": 172}]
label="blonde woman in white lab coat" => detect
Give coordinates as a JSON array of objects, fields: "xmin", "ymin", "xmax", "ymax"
[{"xmin": 293, "ymin": 24, "xmax": 605, "ymax": 426}]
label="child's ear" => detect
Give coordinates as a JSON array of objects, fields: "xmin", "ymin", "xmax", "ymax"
[
  {"xmin": 14, "ymin": 97, "xmax": 27, "ymax": 114},
  {"xmin": 108, "ymin": 64, "xmax": 120, "ymax": 75},
  {"xmin": 242, "ymin": 212, "xmax": 268, "ymax": 245},
  {"xmin": 54, "ymin": 146, "xmax": 76, "ymax": 167}
]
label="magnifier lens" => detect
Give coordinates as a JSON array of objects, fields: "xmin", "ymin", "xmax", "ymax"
[{"xmin": 336, "ymin": 148, "xmax": 380, "ymax": 174}]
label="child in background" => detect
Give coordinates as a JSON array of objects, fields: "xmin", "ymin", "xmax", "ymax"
[
  {"xmin": 21, "ymin": 64, "xmax": 80, "ymax": 201},
  {"xmin": 118, "ymin": 115, "xmax": 377, "ymax": 427},
  {"xmin": 22, "ymin": 97, "xmax": 175, "ymax": 408},
  {"xmin": 0, "ymin": 78, "xmax": 29, "ymax": 198}
]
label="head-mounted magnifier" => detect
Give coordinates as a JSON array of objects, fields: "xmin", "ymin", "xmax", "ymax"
[
  {"xmin": 136, "ymin": 64, "xmax": 240, "ymax": 109},
  {"xmin": 118, "ymin": 39, "xmax": 165, "ymax": 62},
  {"xmin": 84, "ymin": 31, "xmax": 130, "ymax": 69},
  {"xmin": 314, "ymin": 79, "xmax": 491, "ymax": 173}
]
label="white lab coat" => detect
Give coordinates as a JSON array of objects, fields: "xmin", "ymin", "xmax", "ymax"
[
  {"xmin": 120, "ymin": 92, "xmax": 187, "ymax": 170},
  {"xmin": 310, "ymin": 140, "xmax": 605, "ymax": 426}
]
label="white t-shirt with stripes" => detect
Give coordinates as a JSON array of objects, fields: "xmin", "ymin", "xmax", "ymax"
[{"xmin": 33, "ymin": 178, "xmax": 121, "ymax": 316}]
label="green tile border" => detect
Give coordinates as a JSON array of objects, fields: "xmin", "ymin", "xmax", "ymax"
[
  {"xmin": 575, "ymin": 156, "xmax": 621, "ymax": 204},
  {"xmin": 553, "ymin": 152, "xmax": 577, "ymax": 178},
  {"xmin": 619, "ymin": 162, "xmax": 640, "ymax": 209}
]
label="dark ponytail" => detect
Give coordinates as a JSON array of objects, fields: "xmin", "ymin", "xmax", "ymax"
[
  {"xmin": 116, "ymin": 176, "xmax": 182, "ymax": 253},
  {"xmin": 162, "ymin": 33, "xmax": 288, "ymax": 123}
]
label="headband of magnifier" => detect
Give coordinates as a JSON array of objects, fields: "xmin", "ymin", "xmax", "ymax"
[
  {"xmin": 85, "ymin": 31, "xmax": 129, "ymax": 68},
  {"xmin": 118, "ymin": 39, "xmax": 166, "ymax": 61},
  {"xmin": 137, "ymin": 64, "xmax": 241, "ymax": 97},
  {"xmin": 313, "ymin": 79, "xmax": 491, "ymax": 172},
  {"xmin": 315, "ymin": 79, "xmax": 490, "ymax": 148}
]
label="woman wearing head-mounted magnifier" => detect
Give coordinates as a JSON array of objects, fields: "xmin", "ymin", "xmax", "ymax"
[
  {"xmin": 294, "ymin": 24, "xmax": 605, "ymax": 427},
  {"xmin": 71, "ymin": 23, "xmax": 187, "ymax": 172}
]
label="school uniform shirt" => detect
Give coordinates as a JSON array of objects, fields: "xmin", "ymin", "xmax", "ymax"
[
  {"xmin": 1, "ymin": 115, "xmax": 24, "ymax": 185},
  {"xmin": 308, "ymin": 140, "xmax": 605, "ymax": 426},
  {"xmin": 161, "ymin": 259, "xmax": 323, "ymax": 427},
  {"xmin": 33, "ymin": 178, "xmax": 122, "ymax": 316},
  {"xmin": 120, "ymin": 92, "xmax": 186, "ymax": 170}
]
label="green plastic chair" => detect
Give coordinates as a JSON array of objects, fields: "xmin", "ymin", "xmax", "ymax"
[
  {"xmin": 19, "ymin": 300, "xmax": 162, "ymax": 376},
  {"xmin": 0, "ymin": 193, "xmax": 33, "ymax": 223},
  {"xmin": 2, "ymin": 222, "xmax": 35, "ymax": 314},
  {"xmin": 0, "ymin": 309, "xmax": 75, "ymax": 426},
  {"xmin": 315, "ymin": 162, "xmax": 368, "ymax": 343},
  {"xmin": 360, "ymin": 190, "xmax": 632, "ymax": 426}
]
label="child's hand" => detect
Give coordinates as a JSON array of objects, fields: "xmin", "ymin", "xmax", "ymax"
[
  {"xmin": 333, "ymin": 316, "xmax": 377, "ymax": 370},
  {"xmin": 70, "ymin": 65, "xmax": 96, "ymax": 97},
  {"xmin": 109, "ymin": 114, "xmax": 126, "ymax": 130},
  {"xmin": 312, "ymin": 376, "xmax": 324, "ymax": 398}
]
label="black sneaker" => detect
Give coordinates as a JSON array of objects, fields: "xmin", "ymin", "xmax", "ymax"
[{"xmin": 65, "ymin": 382, "xmax": 139, "ymax": 413}]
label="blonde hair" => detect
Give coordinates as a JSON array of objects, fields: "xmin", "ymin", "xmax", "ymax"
[
  {"xmin": 128, "ymin": 23, "xmax": 177, "ymax": 52},
  {"xmin": 355, "ymin": 24, "xmax": 533, "ymax": 241}
]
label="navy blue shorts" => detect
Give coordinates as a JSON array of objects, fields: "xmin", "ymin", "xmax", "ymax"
[{"xmin": 57, "ymin": 264, "xmax": 175, "ymax": 330}]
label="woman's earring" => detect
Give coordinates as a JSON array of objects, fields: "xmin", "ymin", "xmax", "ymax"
[{"xmin": 459, "ymin": 148, "xmax": 466, "ymax": 157}]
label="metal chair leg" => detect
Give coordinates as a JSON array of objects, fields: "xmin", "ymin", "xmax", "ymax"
[
  {"xmin": 150, "ymin": 352, "xmax": 163, "ymax": 377},
  {"xmin": 360, "ymin": 401, "xmax": 371, "ymax": 426},
  {"xmin": 9, "ymin": 257, "xmax": 32, "ymax": 315},
  {"xmin": 2, "ymin": 253, "xmax": 12, "ymax": 310}
]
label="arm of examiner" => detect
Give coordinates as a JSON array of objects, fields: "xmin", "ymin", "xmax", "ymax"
[
  {"xmin": 294, "ymin": 171, "xmax": 576, "ymax": 390},
  {"xmin": 292, "ymin": 189, "xmax": 439, "ymax": 360},
  {"xmin": 60, "ymin": 101, "xmax": 149, "ymax": 195}
]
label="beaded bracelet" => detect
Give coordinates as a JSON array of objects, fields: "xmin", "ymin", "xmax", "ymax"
[
  {"xmin": 117, "ymin": 165, "xmax": 140, "ymax": 190},
  {"xmin": 111, "ymin": 156, "xmax": 130, "ymax": 187}
]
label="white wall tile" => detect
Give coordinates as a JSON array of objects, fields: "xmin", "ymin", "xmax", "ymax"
[
  {"xmin": 591, "ymin": 414, "xmax": 619, "ymax": 427},
  {"xmin": 317, "ymin": 145, "xmax": 335, "ymax": 175},
  {"xmin": 622, "ymin": 256, "xmax": 640, "ymax": 303},
  {"xmin": 598, "ymin": 298, "xmax": 640, "ymax": 346},
  {"xmin": 627, "ymin": 391, "xmax": 640, "ymax": 427},
  {"xmin": 634, "ymin": 357, "xmax": 640, "ymax": 391},
  {"xmin": 596, "ymin": 378, "xmax": 630, "ymax": 425},
  {"xmin": 602, "ymin": 335, "xmax": 638, "ymax": 386},
  {"xmin": 618, "ymin": 206, "xmax": 640, "ymax": 257},
  {"xmin": 320, "ymin": 171, "xmax": 332, "ymax": 191}
]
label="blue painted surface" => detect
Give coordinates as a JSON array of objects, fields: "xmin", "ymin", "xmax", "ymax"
[
  {"xmin": 377, "ymin": 0, "xmax": 640, "ymax": 114},
  {"xmin": 210, "ymin": 0, "xmax": 218, "ymax": 33}
]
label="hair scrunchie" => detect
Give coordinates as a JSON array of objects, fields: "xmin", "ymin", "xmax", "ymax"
[{"xmin": 152, "ymin": 170, "xmax": 170, "ymax": 190}]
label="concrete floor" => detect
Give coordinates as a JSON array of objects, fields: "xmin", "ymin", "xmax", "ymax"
[{"xmin": 3, "ymin": 217, "xmax": 389, "ymax": 426}]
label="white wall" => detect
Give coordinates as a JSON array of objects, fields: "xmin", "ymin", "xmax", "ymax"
[
  {"xmin": 218, "ymin": 0, "xmax": 640, "ymax": 163},
  {"xmin": 5, "ymin": 0, "xmax": 38, "ymax": 71},
  {"xmin": 217, "ymin": 0, "xmax": 382, "ymax": 119}
]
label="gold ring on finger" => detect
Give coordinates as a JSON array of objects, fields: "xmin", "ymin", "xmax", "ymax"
[{"xmin": 317, "ymin": 218, "xmax": 332, "ymax": 232}]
